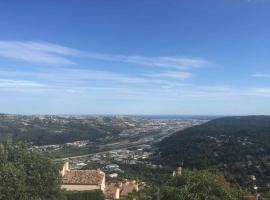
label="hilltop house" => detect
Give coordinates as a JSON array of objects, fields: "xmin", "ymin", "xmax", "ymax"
[
  {"xmin": 105, "ymin": 181, "xmax": 138, "ymax": 200},
  {"xmin": 173, "ymin": 167, "xmax": 182, "ymax": 177},
  {"xmin": 61, "ymin": 161, "xmax": 106, "ymax": 192},
  {"xmin": 120, "ymin": 181, "xmax": 139, "ymax": 198},
  {"xmin": 105, "ymin": 184, "xmax": 120, "ymax": 200}
]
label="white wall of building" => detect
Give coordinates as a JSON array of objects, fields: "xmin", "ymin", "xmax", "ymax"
[{"xmin": 61, "ymin": 184, "xmax": 100, "ymax": 191}]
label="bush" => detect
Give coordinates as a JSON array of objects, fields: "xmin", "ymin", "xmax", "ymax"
[
  {"xmin": 0, "ymin": 139, "xmax": 64, "ymax": 200},
  {"xmin": 64, "ymin": 190, "xmax": 105, "ymax": 200}
]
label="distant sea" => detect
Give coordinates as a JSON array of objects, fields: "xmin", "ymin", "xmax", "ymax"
[{"xmin": 138, "ymin": 115, "xmax": 222, "ymax": 120}]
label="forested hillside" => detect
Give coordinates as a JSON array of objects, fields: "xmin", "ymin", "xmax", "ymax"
[
  {"xmin": 0, "ymin": 114, "xmax": 127, "ymax": 145},
  {"xmin": 158, "ymin": 116, "xmax": 270, "ymax": 191}
]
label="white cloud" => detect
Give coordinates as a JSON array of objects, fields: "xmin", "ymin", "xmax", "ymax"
[
  {"xmin": 1, "ymin": 71, "xmax": 270, "ymax": 102},
  {"xmin": 0, "ymin": 40, "xmax": 209, "ymax": 69},
  {"xmin": 2, "ymin": 67, "xmax": 270, "ymax": 100},
  {"xmin": 144, "ymin": 71, "xmax": 192, "ymax": 79},
  {"xmin": 0, "ymin": 68, "xmax": 182, "ymax": 86},
  {"xmin": 0, "ymin": 79, "xmax": 45, "ymax": 90},
  {"xmin": 87, "ymin": 53, "xmax": 209, "ymax": 69},
  {"xmin": 252, "ymin": 73, "xmax": 270, "ymax": 78},
  {"xmin": 249, "ymin": 88, "xmax": 270, "ymax": 97},
  {"xmin": 0, "ymin": 41, "xmax": 79, "ymax": 65}
]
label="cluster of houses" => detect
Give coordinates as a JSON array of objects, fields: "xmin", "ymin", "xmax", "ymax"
[
  {"xmin": 89, "ymin": 148, "xmax": 153, "ymax": 167},
  {"xmin": 60, "ymin": 161, "xmax": 138, "ymax": 199}
]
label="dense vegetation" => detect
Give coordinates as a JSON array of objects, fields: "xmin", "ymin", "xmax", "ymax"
[
  {"xmin": 64, "ymin": 190, "xmax": 104, "ymax": 200},
  {"xmin": 0, "ymin": 139, "xmax": 64, "ymax": 200},
  {"xmin": 126, "ymin": 169, "xmax": 244, "ymax": 200},
  {"xmin": 158, "ymin": 116, "xmax": 270, "ymax": 192},
  {"xmin": 0, "ymin": 139, "xmax": 107, "ymax": 200}
]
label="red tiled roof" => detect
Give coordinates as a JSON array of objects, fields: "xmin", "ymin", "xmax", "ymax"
[{"xmin": 62, "ymin": 170, "xmax": 104, "ymax": 185}]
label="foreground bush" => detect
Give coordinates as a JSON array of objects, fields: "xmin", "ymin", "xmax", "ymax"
[{"xmin": 0, "ymin": 139, "xmax": 64, "ymax": 200}]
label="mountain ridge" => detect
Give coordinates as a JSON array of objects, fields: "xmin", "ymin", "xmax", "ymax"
[{"xmin": 158, "ymin": 115, "xmax": 270, "ymax": 190}]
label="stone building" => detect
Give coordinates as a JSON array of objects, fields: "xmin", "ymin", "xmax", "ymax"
[
  {"xmin": 61, "ymin": 161, "xmax": 105, "ymax": 192},
  {"xmin": 120, "ymin": 181, "xmax": 139, "ymax": 198},
  {"xmin": 105, "ymin": 184, "xmax": 120, "ymax": 199},
  {"xmin": 60, "ymin": 161, "xmax": 138, "ymax": 199}
]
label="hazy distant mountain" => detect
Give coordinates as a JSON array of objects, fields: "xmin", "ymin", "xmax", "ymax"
[{"xmin": 158, "ymin": 116, "xmax": 270, "ymax": 190}]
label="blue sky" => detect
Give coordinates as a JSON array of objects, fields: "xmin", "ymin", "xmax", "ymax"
[{"xmin": 0, "ymin": 0, "xmax": 270, "ymax": 115}]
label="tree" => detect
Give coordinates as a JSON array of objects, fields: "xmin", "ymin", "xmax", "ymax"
[
  {"xmin": 125, "ymin": 186, "xmax": 160, "ymax": 200},
  {"xmin": 0, "ymin": 139, "xmax": 64, "ymax": 200},
  {"xmin": 125, "ymin": 169, "xmax": 244, "ymax": 200},
  {"xmin": 162, "ymin": 169, "xmax": 243, "ymax": 200}
]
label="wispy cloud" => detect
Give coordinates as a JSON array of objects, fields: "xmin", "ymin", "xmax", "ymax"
[
  {"xmin": 87, "ymin": 53, "xmax": 209, "ymax": 69},
  {"xmin": 0, "ymin": 68, "xmax": 186, "ymax": 86},
  {"xmin": 0, "ymin": 41, "xmax": 79, "ymax": 65},
  {"xmin": 1, "ymin": 72, "xmax": 270, "ymax": 101},
  {"xmin": 0, "ymin": 79, "xmax": 44, "ymax": 87},
  {"xmin": 250, "ymin": 87, "xmax": 270, "ymax": 97},
  {"xmin": 144, "ymin": 71, "xmax": 192, "ymax": 79},
  {"xmin": 252, "ymin": 73, "xmax": 270, "ymax": 78},
  {"xmin": 0, "ymin": 40, "xmax": 209, "ymax": 69},
  {"xmin": 0, "ymin": 67, "xmax": 195, "ymax": 97},
  {"xmin": 2, "ymin": 67, "xmax": 270, "ymax": 99},
  {"xmin": 0, "ymin": 79, "xmax": 45, "ymax": 91}
]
